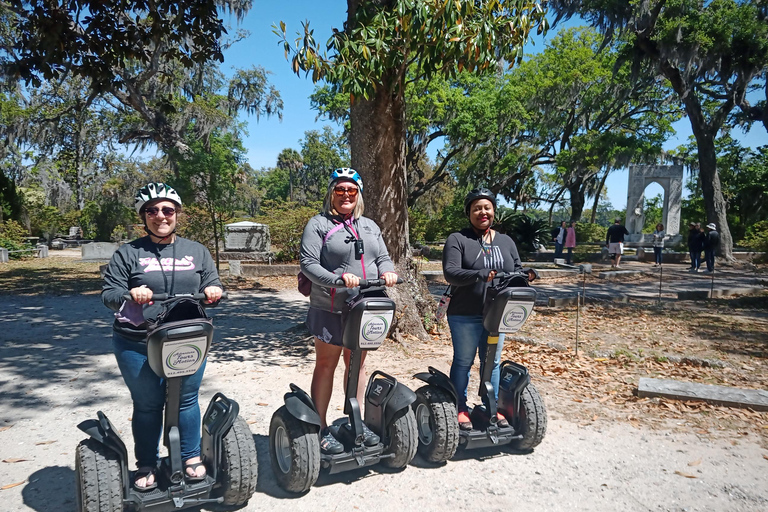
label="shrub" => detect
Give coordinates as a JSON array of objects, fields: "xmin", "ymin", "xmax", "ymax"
[
  {"xmin": 0, "ymin": 219, "xmax": 32, "ymax": 259},
  {"xmin": 739, "ymin": 221, "xmax": 768, "ymax": 252},
  {"xmin": 575, "ymin": 222, "xmax": 607, "ymax": 243},
  {"xmin": 255, "ymin": 200, "xmax": 322, "ymax": 262}
]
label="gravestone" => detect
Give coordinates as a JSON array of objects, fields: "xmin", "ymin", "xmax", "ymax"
[
  {"xmin": 220, "ymin": 221, "xmax": 272, "ymax": 262},
  {"xmin": 82, "ymin": 242, "xmax": 119, "ymax": 261}
]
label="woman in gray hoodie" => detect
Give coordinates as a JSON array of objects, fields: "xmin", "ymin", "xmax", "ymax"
[{"xmin": 299, "ymin": 168, "xmax": 398, "ymax": 454}]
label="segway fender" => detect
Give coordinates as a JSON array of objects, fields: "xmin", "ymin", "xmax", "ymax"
[
  {"xmin": 383, "ymin": 383, "xmax": 417, "ymax": 427},
  {"xmin": 413, "ymin": 367, "xmax": 458, "ymax": 403},
  {"xmin": 285, "ymin": 394, "xmax": 322, "ymax": 426},
  {"xmin": 77, "ymin": 412, "xmax": 131, "ymax": 495}
]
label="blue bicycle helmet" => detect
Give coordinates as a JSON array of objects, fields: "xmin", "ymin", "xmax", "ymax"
[{"xmin": 330, "ymin": 168, "xmax": 363, "ymax": 193}]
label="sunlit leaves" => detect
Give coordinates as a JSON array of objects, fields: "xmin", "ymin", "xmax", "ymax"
[{"xmin": 274, "ymin": 0, "xmax": 548, "ymax": 97}]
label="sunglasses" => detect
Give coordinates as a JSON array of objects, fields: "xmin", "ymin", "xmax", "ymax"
[
  {"xmin": 144, "ymin": 206, "xmax": 177, "ymax": 217},
  {"xmin": 333, "ymin": 186, "xmax": 359, "ymax": 197}
]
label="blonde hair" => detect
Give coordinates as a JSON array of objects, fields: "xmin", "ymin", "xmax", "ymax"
[{"xmin": 324, "ymin": 182, "xmax": 364, "ymax": 219}]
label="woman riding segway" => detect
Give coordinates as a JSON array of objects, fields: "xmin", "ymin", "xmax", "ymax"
[
  {"xmin": 443, "ymin": 187, "xmax": 537, "ymax": 431},
  {"xmin": 298, "ymin": 168, "xmax": 399, "ymax": 454},
  {"xmin": 101, "ymin": 183, "xmax": 223, "ymax": 490}
]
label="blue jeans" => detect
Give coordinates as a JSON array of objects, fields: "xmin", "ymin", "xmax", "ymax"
[
  {"xmin": 689, "ymin": 250, "xmax": 701, "ymax": 270},
  {"xmin": 447, "ymin": 315, "xmax": 505, "ymax": 412},
  {"xmin": 654, "ymin": 247, "xmax": 663, "ymax": 265},
  {"xmin": 554, "ymin": 242, "xmax": 564, "ymax": 259},
  {"xmin": 113, "ymin": 331, "xmax": 206, "ymax": 468}
]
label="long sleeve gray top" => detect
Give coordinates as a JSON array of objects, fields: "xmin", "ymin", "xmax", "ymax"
[
  {"xmin": 300, "ymin": 213, "xmax": 395, "ymax": 313},
  {"xmin": 102, "ymin": 236, "xmax": 222, "ymax": 340}
]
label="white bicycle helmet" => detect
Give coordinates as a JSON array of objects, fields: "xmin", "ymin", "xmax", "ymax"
[
  {"xmin": 329, "ymin": 168, "xmax": 363, "ymax": 193},
  {"xmin": 135, "ymin": 183, "xmax": 183, "ymax": 213}
]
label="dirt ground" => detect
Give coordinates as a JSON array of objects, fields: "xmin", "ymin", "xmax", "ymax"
[{"xmin": 1, "ymin": 253, "xmax": 767, "ymax": 511}]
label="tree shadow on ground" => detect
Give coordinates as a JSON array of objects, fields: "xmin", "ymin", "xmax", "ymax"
[
  {"xmin": 0, "ymin": 291, "xmax": 311, "ymax": 419},
  {"xmin": 22, "ymin": 466, "xmax": 75, "ymax": 512}
]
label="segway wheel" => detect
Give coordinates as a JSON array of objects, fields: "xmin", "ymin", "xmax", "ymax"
[
  {"xmin": 218, "ymin": 415, "xmax": 258, "ymax": 506},
  {"xmin": 269, "ymin": 406, "xmax": 320, "ymax": 494},
  {"xmin": 509, "ymin": 382, "xmax": 547, "ymax": 452},
  {"xmin": 413, "ymin": 385, "xmax": 458, "ymax": 463},
  {"xmin": 379, "ymin": 409, "xmax": 418, "ymax": 469},
  {"xmin": 75, "ymin": 438, "xmax": 123, "ymax": 512}
]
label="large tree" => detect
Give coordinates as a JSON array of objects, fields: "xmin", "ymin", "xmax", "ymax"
[
  {"xmin": 549, "ymin": 0, "xmax": 768, "ymax": 260},
  {"xmin": 278, "ymin": 1, "xmax": 548, "ymax": 338}
]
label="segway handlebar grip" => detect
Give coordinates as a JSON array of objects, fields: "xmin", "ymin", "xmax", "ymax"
[
  {"xmin": 333, "ymin": 277, "xmax": 404, "ymax": 288},
  {"xmin": 121, "ymin": 291, "xmax": 228, "ymax": 302}
]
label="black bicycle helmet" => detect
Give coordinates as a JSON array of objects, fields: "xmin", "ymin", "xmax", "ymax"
[{"xmin": 464, "ymin": 188, "xmax": 497, "ymax": 216}]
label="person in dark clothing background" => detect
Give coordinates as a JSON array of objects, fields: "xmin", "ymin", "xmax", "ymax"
[
  {"xmin": 552, "ymin": 221, "xmax": 566, "ymax": 261},
  {"xmin": 687, "ymin": 222, "xmax": 705, "ymax": 272},
  {"xmin": 605, "ymin": 218, "xmax": 630, "ymax": 269},
  {"xmin": 702, "ymin": 223, "xmax": 720, "ymax": 273}
]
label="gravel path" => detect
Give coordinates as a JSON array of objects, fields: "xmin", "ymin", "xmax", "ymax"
[{"xmin": 0, "ymin": 286, "xmax": 766, "ymax": 511}]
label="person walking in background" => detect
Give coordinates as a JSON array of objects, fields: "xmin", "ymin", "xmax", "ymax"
[
  {"xmin": 652, "ymin": 223, "xmax": 665, "ymax": 267},
  {"xmin": 687, "ymin": 222, "xmax": 705, "ymax": 272},
  {"xmin": 553, "ymin": 221, "xmax": 566, "ymax": 261},
  {"xmin": 565, "ymin": 221, "xmax": 577, "ymax": 265},
  {"xmin": 605, "ymin": 218, "xmax": 630, "ymax": 269},
  {"xmin": 702, "ymin": 223, "xmax": 720, "ymax": 273}
]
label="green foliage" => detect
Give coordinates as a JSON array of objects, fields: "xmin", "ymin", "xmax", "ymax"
[
  {"xmin": 502, "ymin": 214, "xmax": 550, "ymax": 253},
  {"xmin": 642, "ymin": 194, "xmax": 663, "ymax": 233},
  {"xmin": 255, "ymin": 200, "xmax": 322, "ymax": 262},
  {"xmin": 0, "ymin": 171, "xmax": 23, "ymax": 222},
  {"xmin": 575, "ymin": 222, "xmax": 607, "ymax": 244},
  {"xmin": 176, "ymin": 204, "xmax": 217, "ymax": 254},
  {"xmin": 0, "ymin": 219, "xmax": 31, "ymax": 259},
  {"xmin": 278, "ymin": 1, "xmax": 548, "ymax": 98},
  {"xmin": 739, "ymin": 221, "xmax": 768, "ymax": 252}
]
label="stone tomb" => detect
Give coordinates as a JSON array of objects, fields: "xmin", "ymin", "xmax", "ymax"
[
  {"xmin": 625, "ymin": 164, "xmax": 684, "ymax": 246},
  {"xmin": 220, "ymin": 221, "xmax": 272, "ymax": 262}
]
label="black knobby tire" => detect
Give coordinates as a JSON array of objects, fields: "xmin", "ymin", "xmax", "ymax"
[
  {"xmin": 509, "ymin": 382, "xmax": 547, "ymax": 451},
  {"xmin": 269, "ymin": 406, "xmax": 320, "ymax": 494},
  {"xmin": 413, "ymin": 385, "xmax": 458, "ymax": 463},
  {"xmin": 380, "ymin": 408, "xmax": 418, "ymax": 469},
  {"xmin": 218, "ymin": 415, "xmax": 258, "ymax": 506},
  {"xmin": 75, "ymin": 438, "xmax": 123, "ymax": 512}
]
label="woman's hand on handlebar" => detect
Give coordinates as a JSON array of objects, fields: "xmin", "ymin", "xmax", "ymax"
[
  {"xmin": 203, "ymin": 286, "xmax": 224, "ymax": 304},
  {"xmin": 381, "ymin": 272, "xmax": 399, "ymax": 287},
  {"xmin": 129, "ymin": 285, "xmax": 153, "ymax": 305},
  {"xmin": 341, "ymin": 273, "xmax": 360, "ymax": 289},
  {"xmin": 477, "ymin": 269, "xmax": 497, "ymax": 282},
  {"xmin": 526, "ymin": 269, "xmax": 538, "ymax": 282}
]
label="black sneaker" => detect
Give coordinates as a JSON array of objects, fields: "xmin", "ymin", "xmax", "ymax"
[
  {"xmin": 362, "ymin": 423, "xmax": 380, "ymax": 447},
  {"xmin": 320, "ymin": 428, "xmax": 344, "ymax": 454}
]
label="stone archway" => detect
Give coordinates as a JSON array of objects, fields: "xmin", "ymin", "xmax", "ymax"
[{"xmin": 625, "ymin": 164, "xmax": 683, "ymax": 243}]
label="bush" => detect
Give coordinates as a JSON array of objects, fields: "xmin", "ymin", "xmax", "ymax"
[
  {"xmin": 575, "ymin": 222, "xmax": 607, "ymax": 243},
  {"xmin": 255, "ymin": 200, "xmax": 322, "ymax": 262},
  {"xmin": 0, "ymin": 219, "xmax": 32, "ymax": 259},
  {"xmin": 739, "ymin": 221, "xmax": 768, "ymax": 252}
]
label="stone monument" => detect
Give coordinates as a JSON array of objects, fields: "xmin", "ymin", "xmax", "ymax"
[
  {"xmin": 625, "ymin": 164, "xmax": 684, "ymax": 246},
  {"xmin": 220, "ymin": 221, "xmax": 272, "ymax": 262}
]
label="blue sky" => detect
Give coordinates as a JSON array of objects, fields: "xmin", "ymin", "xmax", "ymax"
[{"xmin": 222, "ymin": 2, "xmax": 766, "ymax": 211}]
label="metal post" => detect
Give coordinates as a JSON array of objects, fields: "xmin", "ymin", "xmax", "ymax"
[{"xmin": 658, "ymin": 264, "xmax": 663, "ymax": 306}]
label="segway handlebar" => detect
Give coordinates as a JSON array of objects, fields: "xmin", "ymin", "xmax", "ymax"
[
  {"xmin": 122, "ymin": 291, "xmax": 229, "ymax": 302},
  {"xmin": 333, "ymin": 277, "xmax": 404, "ymax": 289},
  {"xmin": 494, "ymin": 269, "xmax": 538, "ymax": 282}
]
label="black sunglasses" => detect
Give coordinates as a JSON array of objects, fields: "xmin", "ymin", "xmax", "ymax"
[{"xmin": 144, "ymin": 206, "xmax": 177, "ymax": 217}]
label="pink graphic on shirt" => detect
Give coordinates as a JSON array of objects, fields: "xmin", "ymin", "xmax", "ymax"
[{"xmin": 140, "ymin": 256, "xmax": 196, "ymax": 273}]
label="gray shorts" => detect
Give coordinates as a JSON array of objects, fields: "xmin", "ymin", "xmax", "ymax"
[
  {"xmin": 608, "ymin": 242, "xmax": 623, "ymax": 255},
  {"xmin": 306, "ymin": 307, "xmax": 344, "ymax": 346}
]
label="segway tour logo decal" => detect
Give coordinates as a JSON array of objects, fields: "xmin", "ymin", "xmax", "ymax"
[
  {"xmin": 161, "ymin": 336, "xmax": 209, "ymax": 377},
  {"xmin": 498, "ymin": 301, "xmax": 534, "ymax": 333},
  {"xmin": 359, "ymin": 310, "xmax": 394, "ymax": 349}
]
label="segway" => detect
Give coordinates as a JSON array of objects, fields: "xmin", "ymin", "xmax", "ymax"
[
  {"xmin": 269, "ymin": 278, "xmax": 418, "ymax": 494},
  {"xmin": 413, "ymin": 272, "xmax": 547, "ymax": 463},
  {"xmin": 74, "ymin": 293, "xmax": 258, "ymax": 512}
]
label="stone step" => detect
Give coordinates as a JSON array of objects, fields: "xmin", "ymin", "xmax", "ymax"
[{"xmin": 637, "ymin": 377, "xmax": 768, "ymax": 411}]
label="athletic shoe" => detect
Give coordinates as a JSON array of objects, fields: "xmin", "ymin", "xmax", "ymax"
[
  {"xmin": 362, "ymin": 423, "xmax": 380, "ymax": 447},
  {"xmin": 320, "ymin": 428, "xmax": 344, "ymax": 454}
]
